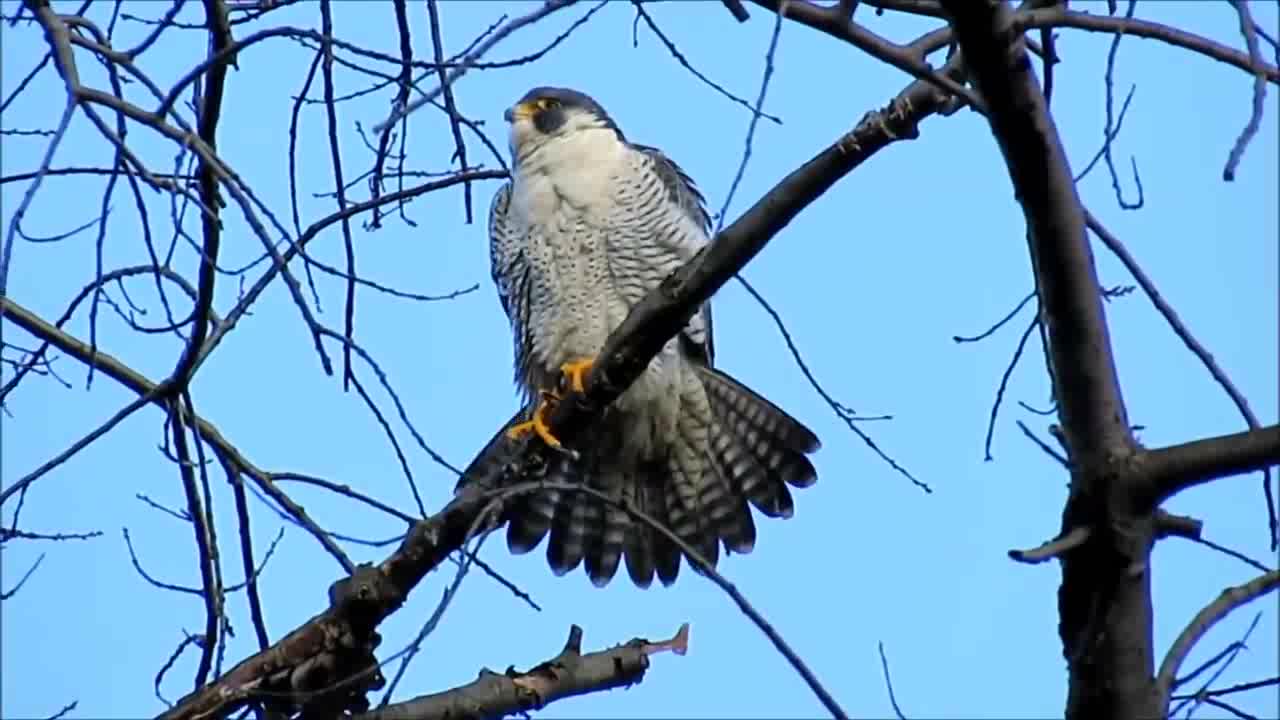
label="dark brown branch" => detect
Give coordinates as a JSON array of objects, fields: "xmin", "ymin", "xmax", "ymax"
[
  {"xmin": 1148, "ymin": 425, "xmax": 1280, "ymax": 503},
  {"xmin": 355, "ymin": 624, "xmax": 686, "ymax": 720},
  {"xmin": 1154, "ymin": 570, "xmax": 1280, "ymax": 713},
  {"xmin": 940, "ymin": 3, "xmax": 1147, "ymax": 719}
]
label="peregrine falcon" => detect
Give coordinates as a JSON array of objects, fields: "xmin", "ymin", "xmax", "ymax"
[{"xmin": 457, "ymin": 86, "xmax": 820, "ymax": 588}]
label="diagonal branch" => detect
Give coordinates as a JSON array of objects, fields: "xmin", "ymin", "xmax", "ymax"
[{"xmin": 1154, "ymin": 569, "xmax": 1280, "ymax": 714}]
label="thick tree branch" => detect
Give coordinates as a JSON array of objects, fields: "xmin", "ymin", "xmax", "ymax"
[
  {"xmin": 1149, "ymin": 425, "xmax": 1280, "ymax": 503},
  {"xmin": 158, "ymin": 66, "xmax": 961, "ymax": 720},
  {"xmin": 355, "ymin": 624, "xmax": 687, "ymax": 720},
  {"xmin": 942, "ymin": 0, "xmax": 1131, "ymax": 464},
  {"xmin": 1154, "ymin": 570, "xmax": 1280, "ymax": 714},
  {"xmin": 940, "ymin": 3, "xmax": 1150, "ymax": 720}
]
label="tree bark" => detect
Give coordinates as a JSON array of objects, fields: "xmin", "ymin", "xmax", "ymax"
[{"xmin": 938, "ymin": 1, "xmax": 1160, "ymax": 717}]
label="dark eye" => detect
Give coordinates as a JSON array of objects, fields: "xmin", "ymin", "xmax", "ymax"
[{"xmin": 536, "ymin": 97, "xmax": 561, "ymax": 111}]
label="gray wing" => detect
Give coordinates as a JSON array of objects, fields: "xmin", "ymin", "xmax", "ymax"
[
  {"xmin": 626, "ymin": 143, "xmax": 716, "ymax": 366},
  {"xmin": 488, "ymin": 181, "xmax": 534, "ymax": 389}
]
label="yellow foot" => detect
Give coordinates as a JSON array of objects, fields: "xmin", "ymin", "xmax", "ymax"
[
  {"xmin": 507, "ymin": 390, "xmax": 564, "ymax": 449},
  {"xmin": 559, "ymin": 357, "xmax": 596, "ymax": 394}
]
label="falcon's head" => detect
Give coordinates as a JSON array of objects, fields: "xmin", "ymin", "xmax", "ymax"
[{"xmin": 504, "ymin": 86, "xmax": 622, "ymax": 161}]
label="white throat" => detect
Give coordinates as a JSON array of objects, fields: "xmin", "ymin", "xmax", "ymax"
[{"xmin": 513, "ymin": 128, "xmax": 626, "ymax": 215}]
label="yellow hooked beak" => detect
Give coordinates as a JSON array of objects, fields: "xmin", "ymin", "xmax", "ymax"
[{"xmin": 504, "ymin": 101, "xmax": 536, "ymax": 123}]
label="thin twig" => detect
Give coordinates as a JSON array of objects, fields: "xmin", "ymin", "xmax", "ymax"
[
  {"xmin": 1155, "ymin": 570, "xmax": 1280, "ymax": 713},
  {"xmin": 1223, "ymin": 0, "xmax": 1269, "ymax": 181},
  {"xmin": 878, "ymin": 641, "xmax": 908, "ymax": 719}
]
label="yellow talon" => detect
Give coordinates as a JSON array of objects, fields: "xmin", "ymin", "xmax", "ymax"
[
  {"xmin": 507, "ymin": 390, "xmax": 564, "ymax": 449},
  {"xmin": 559, "ymin": 357, "xmax": 595, "ymax": 394}
]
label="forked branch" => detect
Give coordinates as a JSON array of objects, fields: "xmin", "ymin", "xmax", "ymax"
[{"xmin": 1155, "ymin": 570, "xmax": 1280, "ymax": 713}]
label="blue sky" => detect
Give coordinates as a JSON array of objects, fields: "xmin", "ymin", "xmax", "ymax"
[{"xmin": 2, "ymin": 1, "xmax": 1277, "ymax": 718}]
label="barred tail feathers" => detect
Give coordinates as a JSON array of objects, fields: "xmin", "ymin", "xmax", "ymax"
[
  {"xmin": 455, "ymin": 366, "xmax": 819, "ymax": 589},
  {"xmin": 697, "ymin": 365, "xmax": 819, "ymax": 518}
]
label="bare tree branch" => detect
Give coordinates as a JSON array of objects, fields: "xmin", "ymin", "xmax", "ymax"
[
  {"xmin": 1149, "ymin": 425, "xmax": 1280, "ymax": 503},
  {"xmin": 1018, "ymin": 6, "xmax": 1280, "ymax": 83},
  {"xmin": 355, "ymin": 624, "xmax": 687, "ymax": 720},
  {"xmin": 1084, "ymin": 211, "xmax": 1277, "ymax": 548},
  {"xmin": 1155, "ymin": 570, "xmax": 1280, "ymax": 714},
  {"xmin": 938, "ymin": 2, "xmax": 1165, "ymax": 719}
]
